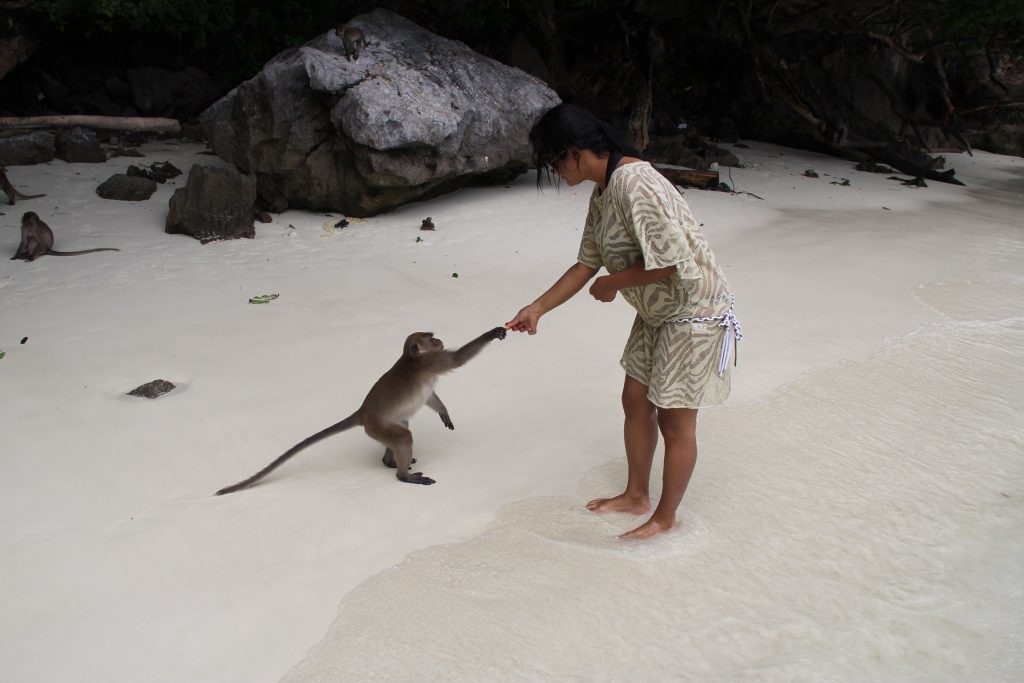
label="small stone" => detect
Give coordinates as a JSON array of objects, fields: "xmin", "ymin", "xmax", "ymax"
[{"xmin": 128, "ymin": 379, "xmax": 176, "ymax": 399}]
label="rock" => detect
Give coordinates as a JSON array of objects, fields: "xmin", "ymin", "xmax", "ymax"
[
  {"xmin": 150, "ymin": 161, "xmax": 183, "ymax": 182},
  {"xmin": 127, "ymin": 66, "xmax": 221, "ymax": 119},
  {"xmin": 0, "ymin": 131, "xmax": 56, "ymax": 166},
  {"xmin": 974, "ymin": 123, "xmax": 1024, "ymax": 157},
  {"xmin": 166, "ymin": 164, "xmax": 257, "ymax": 243},
  {"xmin": 128, "ymin": 379, "xmax": 176, "ymax": 399},
  {"xmin": 200, "ymin": 8, "xmax": 559, "ymax": 216},
  {"xmin": 803, "ymin": 169, "xmax": 819, "ymax": 178},
  {"xmin": 127, "ymin": 161, "xmax": 182, "ymax": 183},
  {"xmin": 644, "ymin": 132, "xmax": 743, "ymax": 170},
  {"xmin": 55, "ymin": 127, "xmax": 107, "ymax": 163},
  {"xmin": 96, "ymin": 174, "xmax": 158, "ymax": 201}
]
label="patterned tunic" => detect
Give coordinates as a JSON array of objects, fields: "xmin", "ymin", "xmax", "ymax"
[{"xmin": 577, "ymin": 161, "xmax": 735, "ymax": 407}]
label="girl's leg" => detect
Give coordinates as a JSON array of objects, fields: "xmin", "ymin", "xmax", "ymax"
[
  {"xmin": 620, "ymin": 407, "xmax": 698, "ymax": 540},
  {"xmin": 586, "ymin": 375, "xmax": 658, "ymax": 515}
]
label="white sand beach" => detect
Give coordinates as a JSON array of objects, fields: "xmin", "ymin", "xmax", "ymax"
[{"xmin": 1, "ymin": 141, "xmax": 1021, "ymax": 682}]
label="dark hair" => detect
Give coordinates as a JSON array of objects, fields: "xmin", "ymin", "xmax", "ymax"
[{"xmin": 529, "ymin": 103, "xmax": 643, "ymax": 188}]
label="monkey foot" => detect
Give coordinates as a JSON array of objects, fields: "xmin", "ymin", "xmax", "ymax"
[
  {"xmin": 618, "ymin": 517, "xmax": 675, "ymax": 540},
  {"xmin": 398, "ymin": 471, "xmax": 435, "ymax": 485},
  {"xmin": 382, "ymin": 454, "xmax": 416, "ymax": 468},
  {"xmin": 585, "ymin": 494, "xmax": 651, "ymax": 515}
]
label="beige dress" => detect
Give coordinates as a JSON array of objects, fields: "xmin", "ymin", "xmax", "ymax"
[{"xmin": 577, "ymin": 162, "xmax": 736, "ymax": 408}]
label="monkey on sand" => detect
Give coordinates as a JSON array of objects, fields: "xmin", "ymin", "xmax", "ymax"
[
  {"xmin": 11, "ymin": 212, "xmax": 119, "ymax": 261},
  {"xmin": 216, "ymin": 327, "xmax": 506, "ymax": 494},
  {"xmin": 0, "ymin": 167, "xmax": 46, "ymax": 205}
]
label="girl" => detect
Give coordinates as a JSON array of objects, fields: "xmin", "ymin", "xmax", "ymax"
[{"xmin": 506, "ymin": 103, "xmax": 740, "ymax": 540}]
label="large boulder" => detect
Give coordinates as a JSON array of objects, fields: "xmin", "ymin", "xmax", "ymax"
[
  {"xmin": 56, "ymin": 126, "xmax": 106, "ymax": 163},
  {"xmin": 0, "ymin": 130, "xmax": 55, "ymax": 166},
  {"xmin": 200, "ymin": 8, "xmax": 559, "ymax": 216},
  {"xmin": 165, "ymin": 164, "xmax": 257, "ymax": 243}
]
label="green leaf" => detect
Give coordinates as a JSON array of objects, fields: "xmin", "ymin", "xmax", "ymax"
[{"xmin": 248, "ymin": 293, "xmax": 280, "ymax": 304}]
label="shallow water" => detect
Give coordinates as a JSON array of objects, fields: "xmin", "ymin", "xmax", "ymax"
[{"xmin": 287, "ymin": 294, "xmax": 1024, "ymax": 682}]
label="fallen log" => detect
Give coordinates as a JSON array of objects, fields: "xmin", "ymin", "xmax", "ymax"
[
  {"xmin": 0, "ymin": 115, "xmax": 180, "ymax": 134},
  {"xmin": 653, "ymin": 165, "xmax": 720, "ymax": 189},
  {"xmin": 865, "ymin": 148, "xmax": 965, "ymax": 186}
]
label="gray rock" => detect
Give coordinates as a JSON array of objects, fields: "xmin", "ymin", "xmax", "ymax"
[
  {"xmin": 128, "ymin": 379, "xmax": 176, "ymax": 399},
  {"xmin": 0, "ymin": 131, "xmax": 56, "ymax": 166},
  {"xmin": 127, "ymin": 161, "xmax": 182, "ymax": 183},
  {"xmin": 56, "ymin": 127, "xmax": 107, "ymax": 163},
  {"xmin": 200, "ymin": 8, "xmax": 559, "ymax": 216},
  {"xmin": 165, "ymin": 164, "xmax": 257, "ymax": 243},
  {"xmin": 96, "ymin": 174, "xmax": 158, "ymax": 201}
]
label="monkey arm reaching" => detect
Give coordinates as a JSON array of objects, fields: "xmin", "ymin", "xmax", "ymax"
[{"xmin": 452, "ymin": 326, "xmax": 507, "ymax": 366}]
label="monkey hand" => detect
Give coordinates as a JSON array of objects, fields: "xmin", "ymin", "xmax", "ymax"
[
  {"xmin": 488, "ymin": 326, "xmax": 508, "ymax": 341},
  {"xmin": 440, "ymin": 413, "xmax": 455, "ymax": 430}
]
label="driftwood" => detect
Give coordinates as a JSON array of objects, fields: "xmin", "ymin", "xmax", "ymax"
[
  {"xmin": 0, "ymin": 115, "xmax": 180, "ymax": 134},
  {"xmin": 655, "ymin": 165, "xmax": 720, "ymax": 189}
]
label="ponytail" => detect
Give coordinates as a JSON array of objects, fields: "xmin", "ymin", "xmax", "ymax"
[{"xmin": 597, "ymin": 120, "xmax": 642, "ymax": 159}]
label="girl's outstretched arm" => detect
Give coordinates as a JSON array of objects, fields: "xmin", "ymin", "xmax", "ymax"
[{"xmin": 506, "ymin": 262, "xmax": 599, "ymax": 334}]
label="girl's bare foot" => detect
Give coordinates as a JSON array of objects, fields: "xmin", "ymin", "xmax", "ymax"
[
  {"xmin": 619, "ymin": 516, "xmax": 675, "ymax": 540},
  {"xmin": 586, "ymin": 493, "xmax": 651, "ymax": 515}
]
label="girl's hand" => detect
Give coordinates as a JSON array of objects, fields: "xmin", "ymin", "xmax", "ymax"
[
  {"xmin": 505, "ymin": 304, "xmax": 542, "ymax": 335},
  {"xmin": 589, "ymin": 275, "xmax": 618, "ymax": 302}
]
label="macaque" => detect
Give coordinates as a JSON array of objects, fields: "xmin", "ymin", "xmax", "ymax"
[
  {"xmin": 335, "ymin": 24, "xmax": 366, "ymax": 62},
  {"xmin": 216, "ymin": 327, "xmax": 507, "ymax": 494},
  {"xmin": 11, "ymin": 212, "xmax": 119, "ymax": 261},
  {"xmin": 0, "ymin": 166, "xmax": 46, "ymax": 205}
]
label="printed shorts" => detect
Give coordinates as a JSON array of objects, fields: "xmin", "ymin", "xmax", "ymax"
[{"xmin": 620, "ymin": 314, "xmax": 732, "ymax": 409}]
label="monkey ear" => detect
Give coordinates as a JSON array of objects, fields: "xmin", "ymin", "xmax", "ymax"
[{"xmin": 408, "ymin": 343, "xmax": 421, "ymax": 357}]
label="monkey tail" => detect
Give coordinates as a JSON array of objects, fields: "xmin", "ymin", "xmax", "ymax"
[
  {"xmin": 48, "ymin": 248, "xmax": 120, "ymax": 255},
  {"xmin": 214, "ymin": 412, "xmax": 361, "ymax": 495}
]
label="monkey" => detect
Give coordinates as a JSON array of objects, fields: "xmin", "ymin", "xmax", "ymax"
[
  {"xmin": 0, "ymin": 166, "xmax": 46, "ymax": 205},
  {"xmin": 334, "ymin": 24, "xmax": 366, "ymax": 62},
  {"xmin": 11, "ymin": 212, "xmax": 120, "ymax": 261},
  {"xmin": 216, "ymin": 326, "xmax": 507, "ymax": 495}
]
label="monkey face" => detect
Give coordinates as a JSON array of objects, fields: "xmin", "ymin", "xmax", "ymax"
[{"xmin": 405, "ymin": 332, "xmax": 444, "ymax": 357}]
